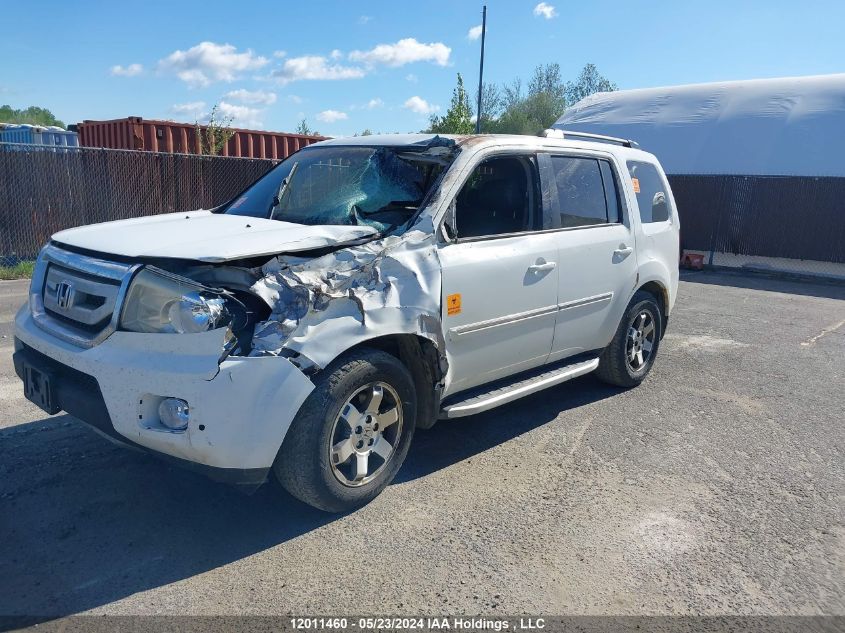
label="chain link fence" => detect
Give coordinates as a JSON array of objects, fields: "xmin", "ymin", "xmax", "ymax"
[
  {"xmin": 0, "ymin": 143, "xmax": 278, "ymax": 267},
  {"xmin": 2, "ymin": 142, "xmax": 844, "ymax": 281}
]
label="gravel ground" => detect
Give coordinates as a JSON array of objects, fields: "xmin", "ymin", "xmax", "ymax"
[{"xmin": 0, "ymin": 272, "xmax": 843, "ymax": 620}]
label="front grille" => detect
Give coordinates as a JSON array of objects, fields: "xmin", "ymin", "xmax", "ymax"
[
  {"xmin": 43, "ymin": 264, "xmax": 120, "ymax": 330},
  {"xmin": 30, "ymin": 244, "xmax": 139, "ymax": 348}
]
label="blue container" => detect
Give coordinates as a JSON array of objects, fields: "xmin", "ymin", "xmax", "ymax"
[{"xmin": 0, "ymin": 124, "xmax": 79, "ymax": 148}]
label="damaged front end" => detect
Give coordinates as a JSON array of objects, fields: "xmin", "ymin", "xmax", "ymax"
[
  {"xmin": 248, "ymin": 219, "xmax": 448, "ymax": 373},
  {"xmin": 155, "ymin": 215, "xmax": 449, "ymax": 382},
  {"xmin": 144, "ymin": 137, "xmax": 460, "ymax": 379}
]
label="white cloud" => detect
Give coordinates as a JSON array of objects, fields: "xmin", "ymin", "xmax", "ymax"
[
  {"xmin": 316, "ymin": 109, "xmax": 348, "ymax": 123},
  {"xmin": 533, "ymin": 2, "xmax": 557, "ymax": 19},
  {"xmin": 158, "ymin": 41, "xmax": 269, "ymax": 87},
  {"xmin": 273, "ymin": 50, "xmax": 287, "ymax": 58},
  {"xmin": 272, "ymin": 55, "xmax": 365, "ymax": 84},
  {"xmin": 358, "ymin": 15, "xmax": 373, "ymax": 25},
  {"xmin": 110, "ymin": 63, "xmax": 143, "ymax": 77},
  {"xmin": 366, "ymin": 98, "xmax": 384, "ymax": 109},
  {"xmin": 286, "ymin": 94, "xmax": 303, "ymax": 104},
  {"xmin": 349, "ymin": 38, "xmax": 451, "ymax": 67},
  {"xmin": 170, "ymin": 101, "xmax": 207, "ymax": 118},
  {"xmin": 330, "ymin": 49, "xmax": 343, "ymax": 60},
  {"xmin": 403, "ymin": 96, "xmax": 439, "ymax": 115},
  {"xmin": 224, "ymin": 88, "xmax": 277, "ymax": 105},
  {"xmin": 467, "ymin": 25, "xmax": 483, "ymax": 41},
  {"xmin": 217, "ymin": 101, "xmax": 263, "ymax": 128},
  {"xmin": 405, "ymin": 73, "xmax": 418, "ymax": 83}
]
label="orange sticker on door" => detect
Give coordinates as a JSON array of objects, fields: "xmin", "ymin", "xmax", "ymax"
[
  {"xmin": 446, "ymin": 293, "xmax": 462, "ymax": 316},
  {"xmin": 632, "ymin": 177, "xmax": 640, "ymax": 193}
]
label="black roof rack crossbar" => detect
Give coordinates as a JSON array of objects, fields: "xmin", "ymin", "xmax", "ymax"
[{"xmin": 541, "ymin": 128, "xmax": 640, "ymax": 149}]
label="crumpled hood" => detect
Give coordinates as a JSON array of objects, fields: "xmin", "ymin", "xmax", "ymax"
[{"xmin": 51, "ymin": 210, "xmax": 379, "ymax": 263}]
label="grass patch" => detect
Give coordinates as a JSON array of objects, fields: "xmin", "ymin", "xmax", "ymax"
[{"xmin": 0, "ymin": 260, "xmax": 35, "ymax": 280}]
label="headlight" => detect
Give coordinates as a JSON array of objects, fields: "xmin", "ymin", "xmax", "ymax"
[{"xmin": 120, "ymin": 268, "xmax": 231, "ymax": 334}]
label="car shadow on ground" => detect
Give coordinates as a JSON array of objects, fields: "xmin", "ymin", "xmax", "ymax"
[
  {"xmin": 680, "ymin": 269, "xmax": 845, "ymax": 300},
  {"xmin": 0, "ymin": 374, "xmax": 621, "ymax": 624},
  {"xmin": 398, "ymin": 374, "xmax": 622, "ymax": 483}
]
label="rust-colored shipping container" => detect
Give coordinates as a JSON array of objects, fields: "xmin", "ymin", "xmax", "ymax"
[{"xmin": 76, "ymin": 116, "xmax": 325, "ymax": 159}]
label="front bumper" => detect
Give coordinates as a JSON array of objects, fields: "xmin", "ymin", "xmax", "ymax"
[{"xmin": 14, "ymin": 305, "xmax": 315, "ymax": 482}]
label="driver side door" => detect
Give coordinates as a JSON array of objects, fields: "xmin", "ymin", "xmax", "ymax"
[{"xmin": 438, "ymin": 153, "xmax": 560, "ymax": 397}]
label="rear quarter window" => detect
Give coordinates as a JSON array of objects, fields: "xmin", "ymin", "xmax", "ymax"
[{"xmin": 627, "ymin": 161, "xmax": 671, "ymax": 223}]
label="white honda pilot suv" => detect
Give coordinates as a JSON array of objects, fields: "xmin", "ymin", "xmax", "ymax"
[{"xmin": 14, "ymin": 132, "xmax": 679, "ymax": 512}]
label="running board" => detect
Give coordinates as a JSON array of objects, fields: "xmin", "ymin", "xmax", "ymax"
[{"xmin": 439, "ymin": 357, "xmax": 600, "ymax": 419}]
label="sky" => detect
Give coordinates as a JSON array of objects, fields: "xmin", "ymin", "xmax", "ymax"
[{"xmin": 1, "ymin": 0, "xmax": 844, "ymax": 136}]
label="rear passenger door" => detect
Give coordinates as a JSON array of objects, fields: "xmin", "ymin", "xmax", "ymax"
[{"xmin": 539, "ymin": 153, "xmax": 639, "ymax": 362}]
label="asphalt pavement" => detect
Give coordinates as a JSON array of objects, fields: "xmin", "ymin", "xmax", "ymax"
[{"xmin": 1, "ymin": 272, "xmax": 843, "ymax": 620}]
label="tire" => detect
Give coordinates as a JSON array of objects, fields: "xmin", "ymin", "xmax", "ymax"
[
  {"xmin": 274, "ymin": 348, "xmax": 417, "ymax": 513},
  {"xmin": 595, "ymin": 291, "xmax": 663, "ymax": 388}
]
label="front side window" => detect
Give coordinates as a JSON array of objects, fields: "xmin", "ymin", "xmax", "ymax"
[
  {"xmin": 453, "ymin": 156, "xmax": 538, "ymax": 239},
  {"xmin": 627, "ymin": 161, "xmax": 671, "ymax": 223},
  {"xmin": 223, "ymin": 146, "xmax": 446, "ymax": 232},
  {"xmin": 550, "ymin": 156, "xmax": 620, "ymax": 228}
]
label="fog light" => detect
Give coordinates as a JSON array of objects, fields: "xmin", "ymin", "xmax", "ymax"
[{"xmin": 159, "ymin": 398, "xmax": 190, "ymax": 431}]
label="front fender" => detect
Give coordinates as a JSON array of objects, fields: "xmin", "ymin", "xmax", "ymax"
[{"xmin": 282, "ymin": 305, "xmax": 446, "ymax": 370}]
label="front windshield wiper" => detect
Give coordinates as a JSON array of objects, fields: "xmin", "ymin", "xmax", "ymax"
[
  {"xmin": 355, "ymin": 201, "xmax": 421, "ymax": 217},
  {"xmin": 268, "ymin": 161, "xmax": 299, "ymax": 218}
]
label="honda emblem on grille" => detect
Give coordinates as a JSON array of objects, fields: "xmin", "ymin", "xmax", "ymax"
[{"xmin": 55, "ymin": 281, "xmax": 75, "ymax": 310}]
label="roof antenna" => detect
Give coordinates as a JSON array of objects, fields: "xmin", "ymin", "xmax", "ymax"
[{"xmin": 475, "ymin": 5, "xmax": 487, "ymax": 134}]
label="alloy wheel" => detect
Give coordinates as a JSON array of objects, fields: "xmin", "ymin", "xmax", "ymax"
[
  {"xmin": 626, "ymin": 310, "xmax": 656, "ymax": 371},
  {"xmin": 329, "ymin": 382, "xmax": 403, "ymax": 487}
]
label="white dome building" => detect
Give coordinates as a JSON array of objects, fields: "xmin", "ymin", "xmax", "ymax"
[{"xmin": 554, "ymin": 74, "xmax": 845, "ymax": 278}]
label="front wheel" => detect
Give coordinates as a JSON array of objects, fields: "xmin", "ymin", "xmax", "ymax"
[
  {"xmin": 274, "ymin": 348, "xmax": 416, "ymax": 513},
  {"xmin": 595, "ymin": 291, "xmax": 663, "ymax": 388}
]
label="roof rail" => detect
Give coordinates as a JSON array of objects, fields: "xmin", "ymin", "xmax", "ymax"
[{"xmin": 539, "ymin": 128, "xmax": 639, "ymax": 149}]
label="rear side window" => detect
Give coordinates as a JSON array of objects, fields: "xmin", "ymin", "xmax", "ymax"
[
  {"xmin": 550, "ymin": 156, "xmax": 620, "ymax": 228},
  {"xmin": 627, "ymin": 161, "xmax": 671, "ymax": 223}
]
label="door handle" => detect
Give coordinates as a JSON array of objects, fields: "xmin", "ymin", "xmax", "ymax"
[
  {"xmin": 528, "ymin": 262, "xmax": 556, "ymax": 273},
  {"xmin": 614, "ymin": 245, "xmax": 634, "ymax": 257}
]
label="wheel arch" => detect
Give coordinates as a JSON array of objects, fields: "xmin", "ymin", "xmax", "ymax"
[
  {"xmin": 633, "ymin": 278, "xmax": 669, "ymax": 338},
  {"xmin": 637, "ymin": 280, "xmax": 667, "ymax": 315},
  {"xmin": 326, "ymin": 333, "xmax": 444, "ymax": 431}
]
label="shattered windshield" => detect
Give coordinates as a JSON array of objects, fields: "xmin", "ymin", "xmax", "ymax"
[{"xmin": 223, "ymin": 145, "xmax": 448, "ymax": 232}]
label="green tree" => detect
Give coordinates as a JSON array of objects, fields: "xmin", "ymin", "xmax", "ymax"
[
  {"xmin": 427, "ymin": 73, "xmax": 474, "ymax": 135},
  {"xmin": 528, "ymin": 63, "xmax": 566, "ymax": 103},
  {"xmin": 490, "ymin": 92, "xmax": 565, "ymax": 135},
  {"xmin": 196, "ymin": 104, "xmax": 235, "ymax": 156},
  {"xmin": 486, "ymin": 64, "xmax": 567, "ymax": 134},
  {"xmin": 475, "ymin": 82, "xmax": 503, "ymax": 133},
  {"xmin": 564, "ymin": 63, "xmax": 617, "ymax": 105},
  {"xmin": 0, "ymin": 104, "xmax": 66, "ymax": 128},
  {"xmin": 485, "ymin": 62, "xmax": 616, "ymax": 135},
  {"xmin": 295, "ymin": 119, "xmax": 319, "ymax": 136}
]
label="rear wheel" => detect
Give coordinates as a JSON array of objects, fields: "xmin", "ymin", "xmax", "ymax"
[
  {"xmin": 595, "ymin": 291, "xmax": 663, "ymax": 388},
  {"xmin": 274, "ymin": 348, "xmax": 416, "ymax": 513}
]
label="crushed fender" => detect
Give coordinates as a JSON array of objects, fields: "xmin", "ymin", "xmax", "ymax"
[{"xmin": 248, "ymin": 217, "xmax": 448, "ymax": 372}]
